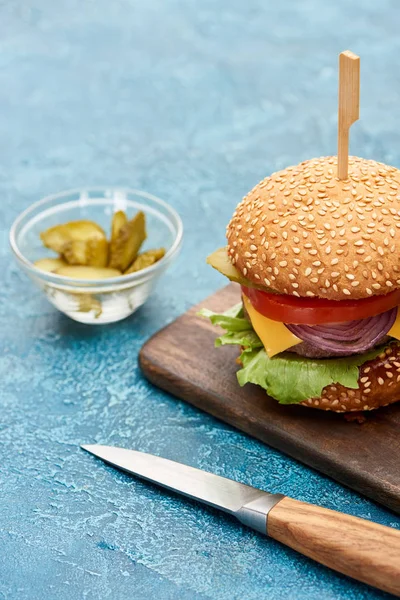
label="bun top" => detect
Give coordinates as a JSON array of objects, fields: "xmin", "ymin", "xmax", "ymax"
[{"xmin": 227, "ymin": 156, "xmax": 400, "ymax": 300}]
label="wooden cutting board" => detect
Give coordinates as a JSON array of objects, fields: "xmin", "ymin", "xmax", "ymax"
[{"xmin": 139, "ymin": 283, "xmax": 400, "ymax": 514}]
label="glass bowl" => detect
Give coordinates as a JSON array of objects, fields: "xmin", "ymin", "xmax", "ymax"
[{"xmin": 10, "ymin": 188, "xmax": 183, "ymax": 324}]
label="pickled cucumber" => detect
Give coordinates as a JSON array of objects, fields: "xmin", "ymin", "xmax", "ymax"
[
  {"xmin": 55, "ymin": 266, "xmax": 121, "ymax": 279},
  {"xmin": 111, "ymin": 210, "xmax": 128, "ymax": 243},
  {"xmin": 207, "ymin": 247, "xmax": 274, "ymax": 292},
  {"xmin": 75, "ymin": 294, "xmax": 102, "ymax": 317},
  {"xmin": 63, "ymin": 238, "xmax": 109, "ymax": 268},
  {"xmin": 109, "ymin": 211, "xmax": 146, "ymax": 271},
  {"xmin": 34, "ymin": 257, "xmax": 67, "ymax": 273},
  {"xmin": 125, "ymin": 248, "xmax": 166, "ymax": 274},
  {"xmin": 40, "ymin": 221, "xmax": 108, "ymax": 267}
]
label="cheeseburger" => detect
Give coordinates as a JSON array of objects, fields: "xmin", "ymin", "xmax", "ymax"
[
  {"xmin": 202, "ymin": 52, "xmax": 400, "ymax": 413},
  {"xmin": 202, "ymin": 158, "xmax": 400, "ymax": 410}
]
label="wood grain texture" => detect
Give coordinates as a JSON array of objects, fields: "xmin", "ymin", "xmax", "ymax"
[
  {"xmin": 337, "ymin": 50, "xmax": 360, "ymax": 179},
  {"xmin": 268, "ymin": 497, "xmax": 400, "ymax": 596},
  {"xmin": 139, "ymin": 283, "xmax": 400, "ymax": 513}
]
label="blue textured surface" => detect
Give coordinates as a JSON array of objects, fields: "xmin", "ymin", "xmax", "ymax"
[{"xmin": 1, "ymin": 1, "xmax": 400, "ymax": 598}]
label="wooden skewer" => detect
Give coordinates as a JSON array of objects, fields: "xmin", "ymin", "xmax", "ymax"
[{"xmin": 337, "ymin": 50, "xmax": 360, "ymax": 179}]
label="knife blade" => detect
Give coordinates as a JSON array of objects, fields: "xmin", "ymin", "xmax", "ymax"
[
  {"xmin": 81, "ymin": 444, "xmax": 283, "ymax": 531},
  {"xmin": 82, "ymin": 444, "xmax": 400, "ymax": 596}
]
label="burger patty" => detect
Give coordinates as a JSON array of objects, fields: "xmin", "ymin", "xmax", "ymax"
[{"xmin": 287, "ymin": 336, "xmax": 392, "ymax": 358}]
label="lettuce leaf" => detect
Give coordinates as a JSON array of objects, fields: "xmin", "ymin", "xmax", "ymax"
[
  {"xmin": 198, "ymin": 304, "xmax": 387, "ymax": 404},
  {"xmin": 216, "ymin": 330, "xmax": 263, "ymax": 350},
  {"xmin": 198, "ymin": 303, "xmax": 250, "ymax": 332},
  {"xmin": 238, "ymin": 346, "xmax": 384, "ymax": 404}
]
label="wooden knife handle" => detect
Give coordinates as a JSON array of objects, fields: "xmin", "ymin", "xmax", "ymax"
[{"xmin": 267, "ymin": 497, "xmax": 400, "ymax": 596}]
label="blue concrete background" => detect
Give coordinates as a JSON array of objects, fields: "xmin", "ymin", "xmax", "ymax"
[{"xmin": 1, "ymin": 1, "xmax": 400, "ymax": 598}]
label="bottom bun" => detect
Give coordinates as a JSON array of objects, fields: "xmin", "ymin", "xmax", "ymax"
[
  {"xmin": 239, "ymin": 343, "xmax": 400, "ymax": 412},
  {"xmin": 301, "ymin": 343, "xmax": 400, "ymax": 412}
]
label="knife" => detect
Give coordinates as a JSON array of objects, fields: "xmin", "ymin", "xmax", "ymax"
[{"xmin": 82, "ymin": 444, "xmax": 400, "ymax": 596}]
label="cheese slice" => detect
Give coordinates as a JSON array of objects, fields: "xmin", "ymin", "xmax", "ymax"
[
  {"xmin": 243, "ymin": 295, "xmax": 302, "ymax": 357},
  {"xmin": 388, "ymin": 314, "xmax": 400, "ymax": 341}
]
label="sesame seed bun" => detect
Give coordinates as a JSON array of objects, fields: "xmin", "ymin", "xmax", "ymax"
[
  {"xmin": 300, "ymin": 343, "xmax": 400, "ymax": 412},
  {"xmin": 227, "ymin": 156, "xmax": 400, "ymax": 300}
]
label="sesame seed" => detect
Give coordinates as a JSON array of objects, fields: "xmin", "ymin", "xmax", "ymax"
[{"xmin": 378, "ymin": 377, "xmax": 384, "ymax": 386}]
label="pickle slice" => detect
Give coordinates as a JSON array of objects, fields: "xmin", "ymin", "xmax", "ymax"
[
  {"xmin": 62, "ymin": 238, "xmax": 109, "ymax": 268},
  {"xmin": 111, "ymin": 210, "xmax": 128, "ymax": 242},
  {"xmin": 109, "ymin": 211, "xmax": 146, "ymax": 271},
  {"xmin": 207, "ymin": 247, "xmax": 275, "ymax": 292},
  {"xmin": 125, "ymin": 248, "xmax": 166, "ymax": 274},
  {"xmin": 55, "ymin": 266, "xmax": 121, "ymax": 280},
  {"xmin": 40, "ymin": 221, "xmax": 108, "ymax": 267},
  {"xmin": 75, "ymin": 294, "xmax": 102, "ymax": 317},
  {"xmin": 34, "ymin": 257, "xmax": 67, "ymax": 273}
]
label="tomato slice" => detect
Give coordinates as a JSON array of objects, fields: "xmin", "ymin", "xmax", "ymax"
[{"xmin": 241, "ymin": 285, "xmax": 400, "ymax": 324}]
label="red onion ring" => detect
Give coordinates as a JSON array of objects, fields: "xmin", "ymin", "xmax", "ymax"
[{"xmin": 285, "ymin": 308, "xmax": 397, "ymax": 355}]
